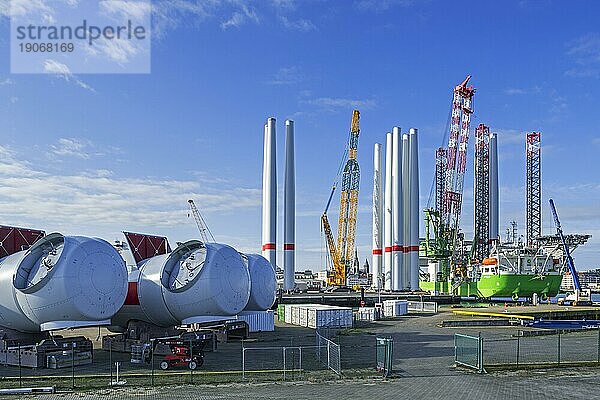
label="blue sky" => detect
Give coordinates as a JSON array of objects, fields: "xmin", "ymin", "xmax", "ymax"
[{"xmin": 1, "ymin": 0, "xmax": 600, "ymax": 270}]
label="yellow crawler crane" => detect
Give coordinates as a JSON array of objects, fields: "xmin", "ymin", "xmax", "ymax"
[{"xmin": 321, "ymin": 110, "xmax": 361, "ymax": 287}]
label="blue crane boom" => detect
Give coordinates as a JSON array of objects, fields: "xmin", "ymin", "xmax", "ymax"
[{"xmin": 549, "ymin": 198, "xmax": 582, "ymax": 291}]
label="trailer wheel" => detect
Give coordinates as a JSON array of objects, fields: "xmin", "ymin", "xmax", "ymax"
[
  {"xmin": 160, "ymin": 361, "xmax": 169, "ymax": 370},
  {"xmin": 195, "ymin": 356, "xmax": 204, "ymax": 368},
  {"xmin": 188, "ymin": 360, "xmax": 197, "ymax": 370}
]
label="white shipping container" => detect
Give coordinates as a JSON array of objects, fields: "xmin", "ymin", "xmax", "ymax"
[
  {"xmin": 284, "ymin": 304, "xmax": 293, "ymax": 324},
  {"xmin": 383, "ymin": 300, "xmax": 408, "ymax": 317},
  {"xmin": 355, "ymin": 307, "xmax": 380, "ymax": 321},
  {"xmin": 307, "ymin": 306, "xmax": 353, "ymax": 329},
  {"xmin": 291, "ymin": 305, "xmax": 301, "ymax": 326},
  {"xmin": 236, "ymin": 310, "xmax": 275, "ymax": 332}
]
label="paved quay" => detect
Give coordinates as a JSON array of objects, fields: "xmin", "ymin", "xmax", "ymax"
[{"xmin": 22, "ymin": 368, "xmax": 600, "ymax": 400}]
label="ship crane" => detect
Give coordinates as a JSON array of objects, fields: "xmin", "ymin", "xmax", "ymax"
[
  {"xmin": 322, "ymin": 110, "xmax": 361, "ymax": 287},
  {"xmin": 424, "ymin": 76, "xmax": 475, "ymax": 280},
  {"xmin": 188, "ymin": 199, "xmax": 215, "ymax": 243},
  {"xmin": 550, "ymin": 199, "xmax": 592, "ymax": 306}
]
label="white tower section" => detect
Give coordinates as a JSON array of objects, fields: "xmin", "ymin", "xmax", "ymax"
[
  {"xmin": 383, "ymin": 132, "xmax": 393, "ymax": 291},
  {"xmin": 409, "ymin": 128, "xmax": 420, "ymax": 290},
  {"xmin": 402, "ymin": 133, "xmax": 411, "ymax": 289},
  {"xmin": 283, "ymin": 120, "xmax": 296, "ymax": 291},
  {"xmin": 391, "ymin": 127, "xmax": 403, "ymax": 291},
  {"xmin": 262, "ymin": 118, "xmax": 277, "ymax": 269}
]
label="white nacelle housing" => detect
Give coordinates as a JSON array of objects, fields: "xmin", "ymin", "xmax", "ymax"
[
  {"xmin": 242, "ymin": 253, "xmax": 276, "ymax": 311},
  {"xmin": 130, "ymin": 240, "xmax": 251, "ymax": 327},
  {"xmin": 0, "ymin": 234, "xmax": 128, "ymax": 332}
]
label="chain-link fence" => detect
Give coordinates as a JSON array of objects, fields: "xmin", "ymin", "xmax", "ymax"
[
  {"xmin": 455, "ymin": 329, "xmax": 600, "ymax": 372},
  {"xmin": 240, "ymin": 329, "xmax": 342, "ymax": 380},
  {"xmin": 483, "ymin": 329, "xmax": 600, "ymax": 368},
  {"xmin": 316, "ymin": 329, "xmax": 341, "ymax": 375}
]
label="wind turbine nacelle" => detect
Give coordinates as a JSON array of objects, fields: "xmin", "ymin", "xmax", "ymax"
[
  {"xmin": 241, "ymin": 253, "xmax": 276, "ymax": 311},
  {"xmin": 0, "ymin": 234, "xmax": 128, "ymax": 333},
  {"xmin": 113, "ymin": 240, "xmax": 251, "ymax": 328}
]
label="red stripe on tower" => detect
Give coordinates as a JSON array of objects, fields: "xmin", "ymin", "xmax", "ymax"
[
  {"xmin": 262, "ymin": 243, "xmax": 276, "ymax": 251},
  {"xmin": 372, "ymin": 249, "xmax": 382, "ymax": 255}
]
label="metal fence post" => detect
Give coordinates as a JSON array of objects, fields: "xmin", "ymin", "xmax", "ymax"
[
  {"xmin": 241, "ymin": 348, "xmax": 245, "ymax": 380},
  {"xmin": 557, "ymin": 330, "xmax": 561, "ymax": 366},
  {"xmin": 18, "ymin": 343, "xmax": 22, "ymax": 388},
  {"xmin": 109, "ymin": 340, "xmax": 113, "ymax": 386},
  {"xmin": 597, "ymin": 329, "xmax": 600, "ymax": 364},
  {"xmin": 189, "ymin": 339, "xmax": 193, "ymax": 384},
  {"xmin": 516, "ymin": 331, "xmax": 520, "ymax": 367},
  {"xmin": 283, "ymin": 347, "xmax": 286, "ymax": 380},
  {"xmin": 453, "ymin": 334, "xmax": 457, "ymax": 364},
  {"xmin": 299, "ymin": 347, "xmax": 303, "ymax": 377},
  {"xmin": 151, "ymin": 340, "xmax": 155, "ymax": 386},
  {"xmin": 478, "ymin": 332, "xmax": 483, "ymax": 374},
  {"xmin": 72, "ymin": 342, "xmax": 76, "ymax": 389},
  {"xmin": 327, "ymin": 341, "xmax": 331, "ymax": 369}
]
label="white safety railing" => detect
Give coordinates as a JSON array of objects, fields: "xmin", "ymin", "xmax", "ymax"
[{"xmin": 407, "ymin": 301, "xmax": 438, "ymax": 313}]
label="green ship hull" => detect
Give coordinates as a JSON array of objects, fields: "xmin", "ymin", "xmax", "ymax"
[{"xmin": 420, "ymin": 273, "xmax": 563, "ymax": 299}]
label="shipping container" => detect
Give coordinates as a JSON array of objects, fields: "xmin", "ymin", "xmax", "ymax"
[
  {"xmin": 284, "ymin": 304, "xmax": 294, "ymax": 324},
  {"xmin": 307, "ymin": 306, "xmax": 353, "ymax": 329},
  {"xmin": 383, "ymin": 300, "xmax": 408, "ymax": 317},
  {"xmin": 236, "ymin": 310, "xmax": 275, "ymax": 332},
  {"xmin": 291, "ymin": 305, "xmax": 300, "ymax": 325},
  {"xmin": 354, "ymin": 307, "xmax": 381, "ymax": 322}
]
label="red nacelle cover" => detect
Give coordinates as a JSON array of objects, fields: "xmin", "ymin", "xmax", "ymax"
[
  {"xmin": 0, "ymin": 225, "xmax": 45, "ymax": 258},
  {"xmin": 123, "ymin": 231, "xmax": 171, "ymax": 264}
]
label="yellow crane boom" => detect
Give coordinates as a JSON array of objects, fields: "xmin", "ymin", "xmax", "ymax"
[{"xmin": 321, "ymin": 110, "xmax": 361, "ymax": 287}]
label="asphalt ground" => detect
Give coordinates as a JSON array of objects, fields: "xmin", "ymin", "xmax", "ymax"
[{"xmin": 2, "ymin": 304, "xmax": 600, "ymax": 399}]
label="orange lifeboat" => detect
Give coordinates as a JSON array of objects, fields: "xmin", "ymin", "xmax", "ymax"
[{"xmin": 482, "ymin": 257, "xmax": 497, "ymax": 265}]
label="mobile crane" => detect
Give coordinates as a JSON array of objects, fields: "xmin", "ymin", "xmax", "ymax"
[
  {"xmin": 188, "ymin": 199, "xmax": 215, "ymax": 243},
  {"xmin": 321, "ymin": 110, "xmax": 361, "ymax": 287},
  {"xmin": 550, "ymin": 199, "xmax": 592, "ymax": 306}
]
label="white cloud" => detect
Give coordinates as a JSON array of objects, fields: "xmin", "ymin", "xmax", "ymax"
[
  {"xmin": 354, "ymin": 0, "xmax": 415, "ymax": 12},
  {"xmin": 0, "ymin": 78, "xmax": 14, "ymax": 86},
  {"xmin": 0, "ymin": 145, "xmax": 261, "ymax": 234},
  {"xmin": 91, "ymin": 36, "xmax": 143, "ymax": 64},
  {"xmin": 220, "ymin": 3, "xmax": 259, "ymax": 30},
  {"xmin": 306, "ymin": 96, "xmax": 377, "ymax": 111},
  {"xmin": 267, "ymin": 66, "xmax": 303, "ymax": 85},
  {"xmin": 504, "ymin": 86, "xmax": 541, "ymax": 95},
  {"xmin": 279, "ymin": 15, "xmax": 316, "ymax": 32},
  {"xmin": 47, "ymin": 138, "xmax": 122, "ymax": 160},
  {"xmin": 100, "ymin": 0, "xmax": 152, "ymax": 22},
  {"xmin": 43, "ymin": 59, "xmax": 96, "ymax": 92},
  {"xmin": 49, "ymin": 138, "xmax": 92, "ymax": 159},
  {"xmin": 565, "ymin": 33, "xmax": 600, "ymax": 78},
  {"xmin": 0, "ymin": 0, "xmax": 52, "ymax": 17},
  {"xmin": 270, "ymin": 0, "xmax": 296, "ymax": 12}
]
